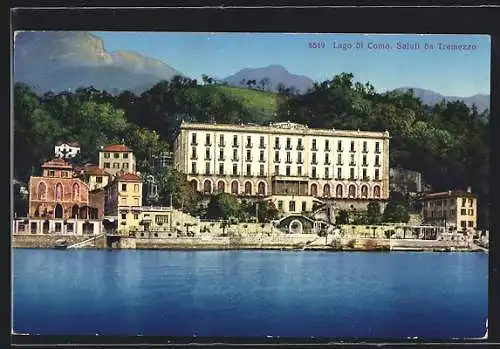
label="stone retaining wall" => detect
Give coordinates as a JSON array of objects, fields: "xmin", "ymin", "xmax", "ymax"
[{"xmin": 12, "ymin": 234, "xmax": 104, "ymax": 248}]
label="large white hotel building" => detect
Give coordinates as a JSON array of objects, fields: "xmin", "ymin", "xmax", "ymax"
[{"xmin": 173, "ymin": 121, "xmax": 390, "ymax": 214}]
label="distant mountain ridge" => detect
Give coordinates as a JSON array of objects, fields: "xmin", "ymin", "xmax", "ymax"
[
  {"xmin": 393, "ymin": 87, "xmax": 490, "ymax": 113},
  {"xmin": 14, "ymin": 31, "xmax": 184, "ymax": 94},
  {"xmin": 223, "ymin": 64, "xmax": 315, "ymax": 93}
]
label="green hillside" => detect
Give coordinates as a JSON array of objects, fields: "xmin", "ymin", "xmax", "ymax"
[{"xmin": 201, "ymin": 85, "xmax": 278, "ymax": 124}]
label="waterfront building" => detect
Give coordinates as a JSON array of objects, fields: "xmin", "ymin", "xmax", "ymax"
[
  {"xmin": 98, "ymin": 144, "xmax": 137, "ymax": 177},
  {"xmin": 420, "ymin": 187, "xmax": 477, "ymax": 231},
  {"xmin": 173, "ymin": 121, "xmax": 390, "ymax": 213},
  {"xmin": 13, "ymin": 158, "xmax": 103, "ymax": 235},
  {"xmin": 104, "ymin": 171, "xmax": 143, "ymax": 233},
  {"xmin": 389, "ymin": 166, "xmax": 430, "ymax": 195},
  {"xmin": 54, "ymin": 141, "xmax": 81, "ymax": 159},
  {"xmin": 81, "ymin": 166, "xmax": 111, "ymax": 191}
]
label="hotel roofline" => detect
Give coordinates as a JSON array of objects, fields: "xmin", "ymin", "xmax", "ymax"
[{"xmin": 179, "ymin": 121, "xmax": 390, "ymax": 139}]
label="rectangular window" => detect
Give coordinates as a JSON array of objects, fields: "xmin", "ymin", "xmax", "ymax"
[
  {"xmin": 337, "ymin": 153, "xmax": 342, "ymax": 164},
  {"xmin": 375, "ymin": 142, "xmax": 380, "ymax": 153},
  {"xmin": 375, "ymin": 155, "xmax": 380, "ymax": 166},
  {"xmin": 114, "ymin": 153, "xmax": 119, "ymax": 158},
  {"xmin": 121, "ymin": 184, "xmax": 127, "ymax": 191},
  {"xmin": 31, "ymin": 222, "xmax": 37, "ymax": 233},
  {"xmin": 460, "ymin": 220, "xmax": 467, "ymax": 228},
  {"xmin": 278, "ymin": 201, "xmax": 283, "ymax": 210},
  {"xmin": 461, "ymin": 198, "xmax": 466, "ymax": 207},
  {"xmin": 260, "ymin": 136, "xmax": 265, "ymax": 148},
  {"xmin": 122, "ymin": 163, "xmax": 129, "ymax": 169},
  {"xmin": 55, "ymin": 223, "xmax": 61, "ymax": 233},
  {"xmin": 297, "ymin": 138, "xmax": 303, "ymax": 149},
  {"xmin": 461, "ymin": 209, "xmax": 467, "ymax": 215},
  {"xmin": 205, "ymin": 162, "xmax": 210, "ymax": 175},
  {"xmin": 134, "ymin": 184, "xmax": 139, "ymax": 192},
  {"xmin": 247, "ymin": 136, "xmax": 252, "ymax": 147},
  {"xmin": 233, "ymin": 135, "xmax": 238, "ymax": 147},
  {"xmin": 325, "ymin": 153, "xmax": 330, "ymax": 164},
  {"xmin": 350, "ymin": 154, "xmax": 355, "ymax": 165},
  {"xmin": 350, "ymin": 168, "xmax": 355, "ymax": 179},
  {"xmin": 297, "ymin": 166, "xmax": 302, "ymax": 176},
  {"xmin": 66, "ymin": 223, "xmax": 73, "ymax": 233},
  {"xmin": 374, "ymin": 169, "xmax": 379, "ymax": 180},
  {"xmin": 275, "ymin": 151, "xmax": 280, "ymax": 162},
  {"xmin": 289, "ymin": 201, "xmax": 296, "ymax": 212},
  {"xmin": 325, "ymin": 167, "xmax": 329, "ymax": 178},
  {"xmin": 246, "ymin": 150, "xmax": 251, "ymax": 161},
  {"xmin": 274, "ymin": 165, "xmax": 279, "ymax": 175},
  {"xmin": 350, "ymin": 141, "xmax": 355, "ymax": 152},
  {"xmin": 205, "ymin": 148, "xmax": 211, "ymax": 160},
  {"xmin": 363, "ymin": 141, "xmax": 367, "ymax": 152},
  {"xmin": 205, "ymin": 134, "xmax": 211, "ymax": 146},
  {"xmin": 301, "ymin": 201, "xmax": 306, "ymax": 212},
  {"xmin": 104, "ymin": 162, "xmax": 110, "ymax": 168},
  {"xmin": 104, "ymin": 152, "xmax": 110, "ymax": 158},
  {"xmin": 155, "ymin": 215, "xmax": 169, "ymax": 225},
  {"xmin": 312, "ymin": 167, "xmax": 317, "ymax": 178},
  {"xmin": 219, "ymin": 163, "xmax": 224, "ymax": 175},
  {"xmin": 286, "ymin": 166, "xmax": 291, "ymax": 176},
  {"xmin": 134, "ymin": 213, "xmax": 139, "ymax": 219},
  {"xmin": 192, "ymin": 133, "xmax": 197, "ymax": 144},
  {"xmin": 325, "ymin": 139, "xmax": 330, "ymax": 150},
  {"xmin": 260, "ymin": 151, "xmax": 265, "ymax": 162},
  {"xmin": 96, "ymin": 176, "xmax": 103, "ymax": 183},
  {"xmin": 298, "ymin": 152, "xmax": 303, "ymax": 163},
  {"xmin": 48, "ymin": 170, "xmax": 55, "ymax": 177},
  {"xmin": 219, "ymin": 148, "xmax": 224, "ymax": 160},
  {"xmin": 286, "ymin": 152, "xmax": 291, "ymax": 163},
  {"xmin": 312, "ymin": 153, "xmax": 317, "ymax": 164},
  {"xmin": 260, "ymin": 164, "xmax": 265, "ymax": 176},
  {"xmin": 123, "ymin": 153, "xmax": 129, "ymax": 159},
  {"xmin": 337, "ymin": 167, "xmax": 342, "ymax": 179},
  {"xmin": 219, "ymin": 134, "xmax": 225, "ymax": 146},
  {"xmin": 121, "ymin": 213, "xmax": 126, "ymax": 219},
  {"xmin": 191, "ymin": 162, "xmax": 197, "ymax": 174},
  {"xmin": 232, "ymin": 164, "xmax": 238, "ymax": 176},
  {"xmin": 246, "ymin": 164, "xmax": 251, "ymax": 176},
  {"xmin": 275, "ymin": 137, "xmax": 280, "ymax": 149},
  {"xmin": 233, "ymin": 148, "xmax": 238, "ymax": 160},
  {"xmin": 61, "ymin": 171, "xmax": 68, "ymax": 178},
  {"xmin": 113, "ymin": 163, "xmax": 120, "ymax": 169},
  {"xmin": 362, "ymin": 155, "xmax": 367, "ymax": 165},
  {"xmin": 312, "ymin": 139, "xmax": 317, "ymax": 150},
  {"xmin": 468, "ymin": 209, "xmax": 474, "ymax": 215},
  {"xmin": 337, "ymin": 140, "xmax": 342, "ymax": 151},
  {"xmin": 286, "ymin": 138, "xmax": 291, "ymax": 149},
  {"xmin": 469, "ymin": 198, "xmax": 473, "ymax": 207},
  {"xmin": 362, "ymin": 169, "xmax": 367, "ymax": 180},
  {"xmin": 468, "ymin": 221, "xmax": 474, "ymax": 227}
]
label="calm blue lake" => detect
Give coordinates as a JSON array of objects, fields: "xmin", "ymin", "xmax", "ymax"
[{"xmin": 12, "ymin": 249, "xmax": 488, "ymax": 339}]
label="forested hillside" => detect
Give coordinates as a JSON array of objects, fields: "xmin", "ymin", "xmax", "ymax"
[{"xmin": 13, "ymin": 73, "xmax": 490, "ymax": 228}]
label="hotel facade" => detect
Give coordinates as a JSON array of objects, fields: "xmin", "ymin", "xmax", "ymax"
[{"xmin": 173, "ymin": 121, "xmax": 390, "ymax": 213}]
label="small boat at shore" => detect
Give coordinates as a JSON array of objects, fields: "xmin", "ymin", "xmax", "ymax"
[{"xmin": 54, "ymin": 239, "xmax": 68, "ymax": 249}]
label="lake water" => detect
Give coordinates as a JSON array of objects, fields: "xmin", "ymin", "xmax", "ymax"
[{"xmin": 12, "ymin": 249, "xmax": 488, "ymax": 339}]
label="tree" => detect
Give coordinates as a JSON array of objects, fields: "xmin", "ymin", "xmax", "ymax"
[
  {"xmin": 382, "ymin": 192, "xmax": 410, "ymax": 223},
  {"xmin": 366, "ymin": 201, "xmax": 382, "ymax": 224},
  {"xmin": 155, "ymin": 168, "xmax": 199, "ymax": 213},
  {"xmin": 253, "ymin": 200, "xmax": 279, "ymax": 222},
  {"xmin": 337, "ymin": 210, "xmax": 349, "ymax": 224},
  {"xmin": 206, "ymin": 193, "xmax": 242, "ymax": 220},
  {"xmin": 259, "ymin": 77, "xmax": 271, "ymax": 91}
]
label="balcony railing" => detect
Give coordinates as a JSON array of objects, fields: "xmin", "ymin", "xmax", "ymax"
[
  {"xmin": 350, "ymin": 149, "xmax": 356, "ymax": 153},
  {"xmin": 349, "ymin": 162, "xmax": 356, "ymax": 166},
  {"xmin": 374, "ymin": 163, "xmax": 381, "ymax": 167},
  {"xmin": 232, "ymin": 143, "xmax": 240, "ymax": 148},
  {"xmin": 246, "ymin": 143, "xmax": 253, "ymax": 148},
  {"xmin": 259, "ymin": 158, "xmax": 266, "ymax": 163},
  {"xmin": 205, "ymin": 142, "xmax": 212, "ymax": 146},
  {"xmin": 205, "ymin": 156, "xmax": 212, "ymax": 160},
  {"xmin": 274, "ymin": 158, "xmax": 281, "ymax": 162},
  {"xmin": 337, "ymin": 147, "xmax": 344, "ymax": 152},
  {"xmin": 297, "ymin": 145, "xmax": 304, "ymax": 150},
  {"xmin": 285, "ymin": 145, "xmax": 292, "ymax": 150},
  {"xmin": 362, "ymin": 162, "xmax": 368, "ymax": 167},
  {"xmin": 218, "ymin": 156, "xmax": 226, "ymax": 161},
  {"xmin": 191, "ymin": 140, "xmax": 198, "ymax": 146},
  {"xmin": 361, "ymin": 176, "xmax": 370, "ymax": 181},
  {"xmin": 190, "ymin": 155, "xmax": 198, "ymax": 160},
  {"xmin": 362, "ymin": 149, "xmax": 368, "ymax": 153},
  {"xmin": 325, "ymin": 147, "xmax": 331, "ymax": 152},
  {"xmin": 285, "ymin": 159, "xmax": 292, "ymax": 164},
  {"xmin": 311, "ymin": 160, "xmax": 318, "ymax": 165},
  {"xmin": 337, "ymin": 161, "xmax": 344, "ymax": 165},
  {"xmin": 324, "ymin": 160, "xmax": 331, "ymax": 165},
  {"xmin": 375, "ymin": 149, "xmax": 381, "ymax": 154},
  {"xmin": 311, "ymin": 146, "xmax": 318, "ymax": 151},
  {"xmin": 218, "ymin": 142, "xmax": 226, "ymax": 147},
  {"xmin": 245, "ymin": 157, "xmax": 253, "ymax": 162},
  {"xmin": 297, "ymin": 159, "xmax": 303, "ymax": 164},
  {"xmin": 374, "ymin": 177, "xmax": 381, "ymax": 181},
  {"xmin": 259, "ymin": 143, "xmax": 266, "ymax": 149},
  {"xmin": 231, "ymin": 157, "xmax": 239, "ymax": 161},
  {"xmin": 274, "ymin": 144, "xmax": 281, "ymax": 150}
]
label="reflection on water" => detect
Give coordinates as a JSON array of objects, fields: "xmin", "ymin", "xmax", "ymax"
[{"xmin": 13, "ymin": 249, "xmax": 488, "ymax": 338}]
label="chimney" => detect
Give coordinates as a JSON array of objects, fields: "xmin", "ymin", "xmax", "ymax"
[
  {"xmin": 467, "ymin": 186, "xmax": 472, "ymax": 193},
  {"xmin": 448, "ymin": 190, "xmax": 452, "ymax": 196}
]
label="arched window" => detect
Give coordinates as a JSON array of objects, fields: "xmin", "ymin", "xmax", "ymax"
[
  {"xmin": 336, "ymin": 184, "xmax": 343, "ymax": 198},
  {"xmin": 72, "ymin": 183, "xmax": 80, "ymax": 201},
  {"xmin": 361, "ymin": 185, "xmax": 368, "ymax": 198},
  {"xmin": 244, "ymin": 182, "xmax": 252, "ymax": 195},
  {"xmin": 231, "ymin": 181, "xmax": 239, "ymax": 195},
  {"xmin": 373, "ymin": 185, "xmax": 381, "ymax": 199},
  {"xmin": 190, "ymin": 179, "xmax": 198, "ymax": 192},
  {"xmin": 203, "ymin": 180, "xmax": 212, "ymax": 194},
  {"xmin": 348, "ymin": 185, "xmax": 356, "ymax": 198},
  {"xmin": 258, "ymin": 182, "xmax": 266, "ymax": 195},
  {"xmin": 55, "ymin": 183, "xmax": 63, "ymax": 201},
  {"xmin": 79, "ymin": 206, "xmax": 89, "ymax": 219},
  {"xmin": 54, "ymin": 204, "xmax": 63, "ymax": 218},
  {"xmin": 37, "ymin": 182, "xmax": 47, "ymax": 200},
  {"xmin": 310, "ymin": 184, "xmax": 318, "ymax": 196},
  {"xmin": 71, "ymin": 205, "xmax": 79, "ymax": 218},
  {"xmin": 323, "ymin": 184, "xmax": 331, "ymax": 197},
  {"xmin": 217, "ymin": 181, "xmax": 225, "ymax": 193}
]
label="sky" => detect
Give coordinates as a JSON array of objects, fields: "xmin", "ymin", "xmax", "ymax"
[{"xmin": 93, "ymin": 32, "xmax": 491, "ymax": 97}]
